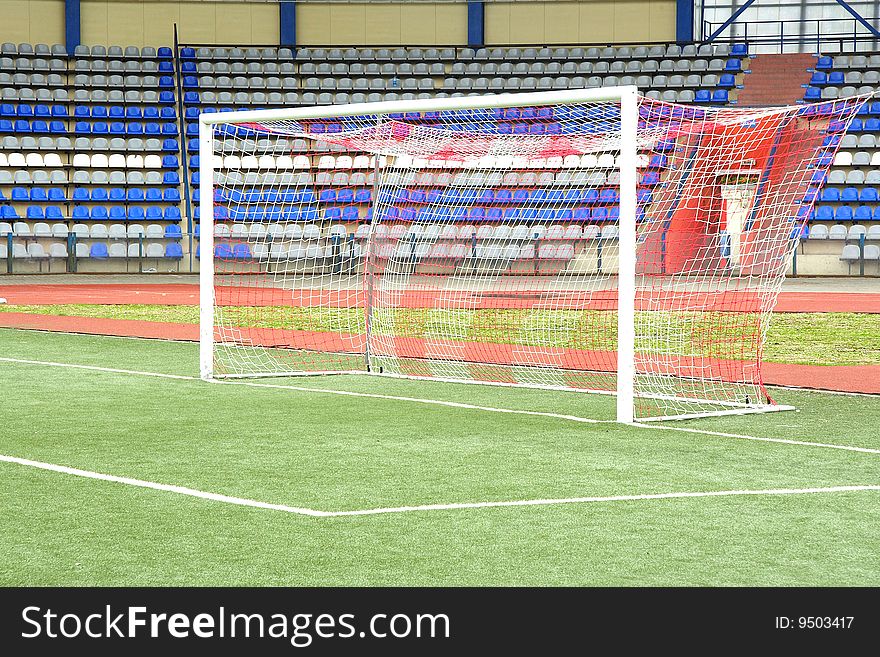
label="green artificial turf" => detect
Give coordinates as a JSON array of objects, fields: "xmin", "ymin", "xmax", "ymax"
[
  {"xmin": 2, "ymin": 303, "xmax": 879, "ymax": 365},
  {"xmin": 0, "ymin": 327, "xmax": 878, "ymax": 586}
]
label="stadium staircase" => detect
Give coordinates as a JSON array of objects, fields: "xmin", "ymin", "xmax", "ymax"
[{"xmin": 736, "ymin": 53, "xmax": 815, "ymax": 106}]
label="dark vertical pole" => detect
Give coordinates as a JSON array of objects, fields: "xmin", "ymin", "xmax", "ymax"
[
  {"xmin": 467, "ymin": 2, "xmax": 485, "ymax": 49},
  {"xmin": 280, "ymin": 1, "xmax": 297, "ymax": 48},
  {"xmin": 65, "ymin": 0, "xmax": 81, "ymax": 55},
  {"xmin": 173, "ymin": 23, "xmax": 193, "ymax": 239},
  {"xmin": 676, "ymin": 0, "xmax": 695, "ymax": 43}
]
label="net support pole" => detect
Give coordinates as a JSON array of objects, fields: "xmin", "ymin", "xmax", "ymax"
[
  {"xmin": 198, "ymin": 119, "xmax": 215, "ymax": 381},
  {"xmin": 616, "ymin": 86, "xmax": 638, "ymax": 423},
  {"xmin": 364, "ymin": 141, "xmax": 383, "ymax": 373}
]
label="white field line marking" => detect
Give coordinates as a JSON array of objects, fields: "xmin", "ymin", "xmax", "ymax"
[
  {"xmin": 1, "ymin": 453, "xmax": 878, "ymax": 518},
  {"xmin": 1, "ymin": 356, "xmax": 880, "ymax": 456}
]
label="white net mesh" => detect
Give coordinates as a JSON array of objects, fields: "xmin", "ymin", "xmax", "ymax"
[{"xmin": 202, "ymin": 92, "xmax": 864, "ymax": 420}]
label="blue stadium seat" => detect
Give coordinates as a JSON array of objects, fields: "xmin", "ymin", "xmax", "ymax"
[
  {"xmin": 72, "ymin": 206, "xmax": 89, "ymax": 220},
  {"xmin": 49, "ymin": 121, "xmax": 65, "ymax": 133},
  {"xmin": 711, "ymin": 90, "xmax": 729, "ymax": 103},
  {"xmin": 14, "ymin": 119, "xmax": 31, "ymax": 132},
  {"xmin": 319, "ymin": 189, "xmax": 337, "ymax": 203},
  {"xmin": 599, "ymin": 189, "xmax": 619, "ymax": 204},
  {"xmin": 0, "ymin": 119, "xmax": 13, "ymax": 131},
  {"xmin": 90, "ymin": 243, "xmax": 109, "ymax": 259},
  {"xmin": 127, "ymin": 188, "xmax": 145, "ymax": 202},
  {"xmin": 108, "ymin": 188, "xmax": 125, "ymax": 202},
  {"xmin": 815, "ymin": 56, "xmax": 833, "ymax": 70},
  {"xmin": 866, "ymin": 118, "xmax": 880, "ymax": 132},
  {"xmin": 162, "ymin": 155, "xmax": 179, "ymax": 168},
  {"xmin": 165, "ymin": 243, "xmax": 183, "ymax": 259},
  {"xmin": 51, "ymin": 105, "xmax": 67, "ymax": 117},
  {"xmin": 164, "ymin": 224, "xmax": 182, "ymax": 238},
  {"xmin": 26, "ymin": 206, "xmax": 44, "ymax": 219},
  {"xmin": 93, "ymin": 106, "xmax": 108, "ymax": 118},
  {"xmin": 109, "ymin": 122, "xmax": 125, "ymax": 134},
  {"xmin": 165, "ymin": 207, "xmax": 181, "ymax": 220},
  {"xmin": 73, "ymin": 105, "xmax": 90, "ymax": 118},
  {"xmin": 860, "ymin": 188, "xmax": 879, "ymax": 202},
  {"xmin": 48, "ymin": 188, "xmax": 66, "ymax": 202},
  {"xmin": 163, "ymin": 138, "xmax": 179, "ymax": 151},
  {"xmin": 336, "ymin": 188, "xmax": 354, "ymax": 203},
  {"xmin": 513, "ymin": 189, "xmax": 530, "ymax": 204},
  {"xmin": 0, "ymin": 104, "xmax": 14, "ymax": 116},
  {"xmin": 355, "ymin": 189, "xmax": 371, "ymax": 203},
  {"xmin": 813, "ymin": 206, "xmax": 834, "ymax": 221},
  {"xmin": 582, "ymin": 189, "xmax": 600, "ymax": 205},
  {"xmin": 694, "ymin": 89, "xmax": 711, "ymax": 103},
  {"xmin": 342, "ymin": 206, "xmax": 359, "ymax": 221},
  {"xmin": 841, "ymin": 187, "xmax": 859, "ymax": 202},
  {"xmin": 163, "ymin": 172, "xmax": 180, "ymax": 185},
  {"xmin": 45, "ymin": 206, "xmax": 64, "ymax": 220},
  {"xmin": 855, "ymin": 205, "xmax": 873, "ymax": 221},
  {"xmin": 820, "ymin": 188, "xmax": 839, "ymax": 202},
  {"xmin": 809, "ymin": 72, "xmax": 827, "ymax": 85},
  {"xmin": 573, "ymin": 208, "xmax": 591, "ymax": 221},
  {"xmin": 0, "ymin": 206, "xmax": 18, "ymax": 219},
  {"xmin": 641, "ymin": 171, "xmax": 660, "ymax": 186},
  {"xmin": 34, "ymin": 105, "xmax": 50, "ymax": 117},
  {"xmin": 592, "ymin": 208, "xmax": 609, "ymax": 221},
  {"xmin": 11, "ymin": 187, "xmax": 28, "ymax": 201},
  {"xmin": 159, "ymin": 91, "xmax": 175, "ymax": 104},
  {"xmin": 128, "ymin": 207, "xmax": 145, "ymax": 221},
  {"xmin": 232, "ymin": 244, "xmax": 251, "ymax": 259},
  {"xmin": 107, "ymin": 207, "xmax": 124, "ymax": 220},
  {"xmin": 30, "ymin": 188, "xmax": 48, "ymax": 202},
  {"xmin": 324, "ymin": 207, "xmax": 342, "ymax": 221},
  {"xmin": 145, "ymin": 188, "xmax": 162, "ymax": 202},
  {"xmin": 145, "ymin": 207, "xmax": 163, "ymax": 220},
  {"xmin": 836, "ymin": 206, "xmax": 853, "ymax": 221},
  {"xmin": 828, "ymin": 71, "xmax": 845, "ymax": 85}
]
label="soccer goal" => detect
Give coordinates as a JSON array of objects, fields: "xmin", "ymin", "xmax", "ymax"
[{"xmin": 198, "ymin": 87, "xmax": 863, "ymax": 422}]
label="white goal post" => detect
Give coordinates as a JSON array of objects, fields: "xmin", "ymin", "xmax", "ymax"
[{"xmin": 198, "ymin": 87, "xmax": 863, "ymax": 422}]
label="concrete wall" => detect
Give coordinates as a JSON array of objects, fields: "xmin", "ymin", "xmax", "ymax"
[
  {"xmin": 0, "ymin": 0, "xmax": 66, "ymax": 45},
  {"xmin": 0, "ymin": 0, "xmax": 678, "ymax": 47}
]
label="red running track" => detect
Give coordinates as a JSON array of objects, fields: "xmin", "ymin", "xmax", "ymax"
[
  {"xmin": 0, "ymin": 310, "xmax": 877, "ymax": 394},
  {"xmin": 1, "ymin": 283, "xmax": 880, "ymax": 313}
]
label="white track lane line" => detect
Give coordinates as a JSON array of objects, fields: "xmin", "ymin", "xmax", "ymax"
[
  {"xmin": 1, "ymin": 356, "xmax": 879, "ymax": 456},
  {"xmin": 1, "ymin": 453, "xmax": 878, "ymax": 518}
]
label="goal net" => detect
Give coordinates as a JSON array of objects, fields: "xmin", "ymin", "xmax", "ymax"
[{"xmin": 198, "ymin": 88, "xmax": 863, "ymax": 422}]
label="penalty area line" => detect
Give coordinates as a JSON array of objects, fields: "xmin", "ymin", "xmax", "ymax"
[
  {"xmin": 1, "ymin": 453, "xmax": 878, "ymax": 518},
  {"xmin": 1, "ymin": 356, "xmax": 880, "ymax": 456}
]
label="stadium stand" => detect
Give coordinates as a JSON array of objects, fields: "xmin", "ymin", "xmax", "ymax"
[{"xmin": 1, "ymin": 39, "xmax": 877, "ymax": 275}]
